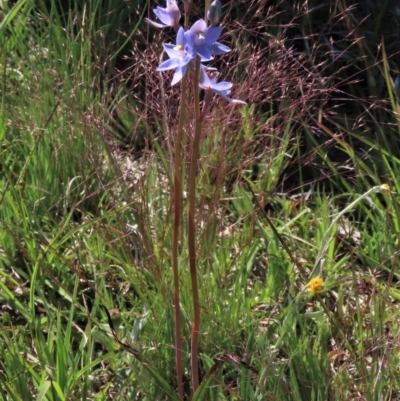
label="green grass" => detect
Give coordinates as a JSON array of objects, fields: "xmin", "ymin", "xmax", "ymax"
[{"xmin": 1, "ymin": 0, "xmax": 400, "ymax": 400}]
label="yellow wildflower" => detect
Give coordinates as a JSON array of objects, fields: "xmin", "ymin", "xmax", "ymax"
[
  {"xmin": 307, "ymin": 277, "xmax": 324, "ymax": 295},
  {"xmin": 380, "ymin": 184, "xmax": 391, "ymax": 196}
]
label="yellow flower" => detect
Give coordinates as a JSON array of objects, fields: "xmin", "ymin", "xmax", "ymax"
[
  {"xmin": 380, "ymin": 184, "xmax": 391, "ymax": 195},
  {"xmin": 307, "ymin": 277, "xmax": 324, "ymax": 295}
]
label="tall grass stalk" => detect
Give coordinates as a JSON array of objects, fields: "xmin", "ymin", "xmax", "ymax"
[
  {"xmin": 172, "ymin": 73, "xmax": 188, "ymax": 401},
  {"xmin": 187, "ymin": 56, "xmax": 202, "ymax": 393}
]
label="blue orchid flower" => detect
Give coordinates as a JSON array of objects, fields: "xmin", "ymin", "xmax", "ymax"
[
  {"xmin": 199, "ymin": 65, "xmax": 246, "ymax": 104},
  {"xmin": 184, "ymin": 19, "xmax": 230, "ymax": 61},
  {"xmin": 145, "ymin": 0, "xmax": 181, "ymax": 30},
  {"xmin": 157, "ymin": 27, "xmax": 193, "ymax": 85}
]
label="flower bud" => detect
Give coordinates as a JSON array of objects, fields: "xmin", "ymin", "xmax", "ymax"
[{"xmin": 207, "ymin": 0, "xmax": 222, "ymax": 26}]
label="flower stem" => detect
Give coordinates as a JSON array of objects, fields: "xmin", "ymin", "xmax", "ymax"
[
  {"xmin": 172, "ymin": 74, "xmax": 188, "ymax": 400},
  {"xmin": 188, "ymin": 56, "xmax": 202, "ymax": 393},
  {"xmin": 204, "ymin": 0, "xmax": 210, "ymax": 22}
]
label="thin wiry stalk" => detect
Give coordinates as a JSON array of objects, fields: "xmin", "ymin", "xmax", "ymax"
[
  {"xmin": 172, "ymin": 73, "xmax": 188, "ymax": 401},
  {"xmin": 188, "ymin": 56, "xmax": 202, "ymax": 393},
  {"xmin": 204, "ymin": 0, "xmax": 210, "ymax": 22}
]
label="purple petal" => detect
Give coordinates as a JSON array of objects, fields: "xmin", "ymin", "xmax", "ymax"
[
  {"xmin": 204, "ymin": 26, "xmax": 223, "ymax": 44},
  {"xmin": 185, "ymin": 44, "xmax": 195, "ymax": 58},
  {"xmin": 145, "ymin": 18, "xmax": 167, "ymax": 28},
  {"xmin": 176, "ymin": 26, "xmax": 185, "ymax": 45},
  {"xmin": 212, "ymin": 81, "xmax": 233, "ymax": 93},
  {"xmin": 190, "ymin": 19, "xmax": 207, "ymax": 35},
  {"xmin": 163, "ymin": 44, "xmax": 182, "ymax": 59},
  {"xmin": 171, "ymin": 65, "xmax": 188, "ymax": 85},
  {"xmin": 199, "ymin": 65, "xmax": 212, "ymax": 87},
  {"xmin": 196, "ymin": 46, "xmax": 213, "ymax": 61},
  {"xmin": 211, "ymin": 42, "xmax": 231, "ymax": 55},
  {"xmin": 154, "ymin": 8, "xmax": 175, "ymax": 26},
  {"xmin": 166, "ymin": 0, "xmax": 180, "ymax": 18},
  {"xmin": 184, "ymin": 30, "xmax": 195, "ymax": 48},
  {"xmin": 157, "ymin": 58, "xmax": 181, "ymax": 71},
  {"xmin": 215, "ymin": 91, "xmax": 247, "ymax": 104}
]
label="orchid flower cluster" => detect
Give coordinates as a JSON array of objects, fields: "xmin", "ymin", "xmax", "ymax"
[{"xmin": 146, "ymin": 0, "xmax": 246, "ymax": 104}]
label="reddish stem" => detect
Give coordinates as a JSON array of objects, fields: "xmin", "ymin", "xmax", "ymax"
[{"xmin": 188, "ymin": 56, "xmax": 202, "ymax": 393}]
